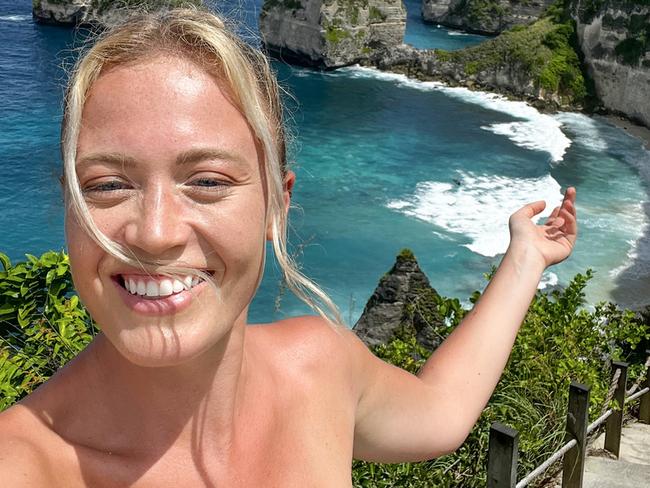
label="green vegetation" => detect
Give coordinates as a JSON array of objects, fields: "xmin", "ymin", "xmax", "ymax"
[
  {"xmin": 434, "ymin": 15, "xmax": 587, "ymax": 105},
  {"xmin": 0, "ymin": 251, "xmax": 94, "ymax": 410},
  {"xmin": 369, "ymin": 6, "xmax": 386, "ymax": 23},
  {"xmin": 1, "ymin": 252, "xmax": 648, "ymax": 486},
  {"xmin": 352, "ymin": 268, "xmax": 648, "ymax": 487},
  {"xmin": 613, "ymin": 12, "xmax": 650, "ymax": 66},
  {"xmin": 325, "ymin": 25, "xmax": 352, "ymax": 44},
  {"xmin": 457, "ymin": 0, "xmax": 510, "ymax": 27}
]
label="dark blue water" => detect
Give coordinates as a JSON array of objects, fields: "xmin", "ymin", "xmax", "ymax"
[{"xmin": 1, "ymin": 1, "xmax": 649, "ymax": 324}]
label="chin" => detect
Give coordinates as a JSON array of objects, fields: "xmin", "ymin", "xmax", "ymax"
[{"xmin": 108, "ymin": 321, "xmax": 234, "ymax": 368}]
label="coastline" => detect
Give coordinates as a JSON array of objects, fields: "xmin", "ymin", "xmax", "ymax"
[{"xmin": 601, "ymin": 114, "xmax": 650, "ymax": 151}]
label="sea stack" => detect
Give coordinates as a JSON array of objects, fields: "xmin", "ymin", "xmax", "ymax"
[
  {"xmin": 421, "ymin": 0, "xmax": 555, "ymax": 35},
  {"xmin": 259, "ymin": 0, "xmax": 407, "ymax": 68},
  {"xmin": 353, "ymin": 249, "xmax": 445, "ymax": 351},
  {"xmin": 32, "ymin": 0, "xmax": 204, "ymax": 27}
]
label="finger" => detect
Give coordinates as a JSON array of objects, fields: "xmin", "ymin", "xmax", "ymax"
[
  {"xmin": 516, "ymin": 200, "xmax": 546, "ymax": 219},
  {"xmin": 558, "ymin": 207, "xmax": 577, "ymax": 240},
  {"xmin": 549, "ymin": 216, "xmax": 565, "ymax": 229},
  {"xmin": 562, "ymin": 187, "xmax": 576, "ymax": 209},
  {"xmin": 547, "ymin": 205, "xmax": 561, "ymax": 223}
]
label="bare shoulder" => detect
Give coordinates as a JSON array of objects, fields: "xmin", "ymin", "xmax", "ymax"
[
  {"xmin": 0, "ymin": 405, "xmax": 60, "ymax": 485},
  {"xmin": 250, "ymin": 315, "xmax": 366, "ymax": 363},
  {"xmin": 248, "ymin": 315, "xmax": 373, "ymax": 388}
]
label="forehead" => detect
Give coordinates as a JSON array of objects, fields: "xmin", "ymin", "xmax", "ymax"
[{"xmin": 77, "ymin": 54, "xmax": 258, "ymax": 164}]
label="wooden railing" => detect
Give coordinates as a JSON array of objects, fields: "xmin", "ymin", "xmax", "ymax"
[{"xmin": 487, "ymin": 351, "xmax": 650, "ymax": 488}]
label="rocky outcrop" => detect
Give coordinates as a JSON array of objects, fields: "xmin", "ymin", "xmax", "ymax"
[
  {"xmin": 32, "ymin": 0, "xmax": 202, "ymax": 27},
  {"xmin": 259, "ymin": 0, "xmax": 407, "ymax": 68},
  {"xmin": 353, "ymin": 249, "xmax": 445, "ymax": 351},
  {"xmin": 421, "ymin": 0, "xmax": 555, "ymax": 35},
  {"xmin": 367, "ymin": 16, "xmax": 585, "ymax": 109},
  {"xmin": 573, "ymin": 1, "xmax": 650, "ymax": 127}
]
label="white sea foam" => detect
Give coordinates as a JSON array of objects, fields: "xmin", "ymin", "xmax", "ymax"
[
  {"xmin": 0, "ymin": 15, "xmax": 31, "ymax": 22},
  {"xmin": 448, "ymin": 30, "xmax": 470, "ymax": 36},
  {"xmin": 340, "ymin": 66, "xmax": 571, "ymax": 162},
  {"xmin": 609, "ymin": 239, "xmax": 640, "ymax": 278},
  {"xmin": 554, "ymin": 112, "xmax": 608, "ymax": 152},
  {"xmin": 539, "ymin": 271, "xmax": 559, "ymax": 290},
  {"xmin": 387, "ymin": 171, "xmax": 563, "ymax": 257}
]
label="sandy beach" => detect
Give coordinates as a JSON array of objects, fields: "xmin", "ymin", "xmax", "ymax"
[{"xmin": 602, "ymin": 114, "xmax": 650, "ymax": 150}]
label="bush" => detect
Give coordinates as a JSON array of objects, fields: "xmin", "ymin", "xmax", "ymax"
[{"xmin": 0, "ymin": 251, "xmax": 94, "ymax": 410}]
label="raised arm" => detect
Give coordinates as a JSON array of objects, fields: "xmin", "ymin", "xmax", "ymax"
[{"xmin": 352, "ymin": 187, "xmax": 577, "ymax": 462}]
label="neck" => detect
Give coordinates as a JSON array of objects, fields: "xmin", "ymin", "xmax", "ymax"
[{"xmin": 63, "ymin": 320, "xmax": 253, "ymax": 460}]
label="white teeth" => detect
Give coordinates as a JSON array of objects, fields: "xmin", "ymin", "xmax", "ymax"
[
  {"xmin": 172, "ymin": 279, "xmax": 185, "ymax": 293},
  {"xmin": 183, "ymin": 276, "xmax": 193, "ymax": 290},
  {"xmin": 159, "ymin": 279, "xmax": 173, "ymax": 297},
  {"xmin": 121, "ymin": 274, "xmax": 206, "ymax": 297},
  {"xmin": 145, "ymin": 281, "xmax": 159, "ymax": 297}
]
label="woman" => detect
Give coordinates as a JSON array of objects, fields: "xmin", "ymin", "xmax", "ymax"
[{"xmin": 0, "ymin": 7, "xmax": 577, "ymax": 486}]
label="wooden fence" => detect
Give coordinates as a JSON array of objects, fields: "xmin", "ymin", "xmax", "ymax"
[{"xmin": 487, "ymin": 351, "xmax": 650, "ymax": 488}]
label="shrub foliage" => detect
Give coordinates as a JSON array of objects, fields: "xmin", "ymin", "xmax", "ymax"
[{"xmin": 0, "ymin": 251, "xmax": 94, "ymax": 410}]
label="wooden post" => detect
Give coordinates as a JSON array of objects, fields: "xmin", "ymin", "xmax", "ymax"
[
  {"xmin": 487, "ymin": 422, "xmax": 519, "ymax": 488},
  {"xmin": 639, "ymin": 351, "xmax": 650, "ymax": 424},
  {"xmin": 605, "ymin": 361, "xmax": 628, "ymax": 457},
  {"xmin": 562, "ymin": 382, "xmax": 590, "ymax": 488}
]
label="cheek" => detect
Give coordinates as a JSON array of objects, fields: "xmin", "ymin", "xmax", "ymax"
[{"xmin": 65, "ymin": 212, "xmax": 103, "ymax": 287}]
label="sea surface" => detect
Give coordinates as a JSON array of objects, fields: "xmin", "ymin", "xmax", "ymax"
[{"xmin": 1, "ymin": 0, "xmax": 649, "ymax": 325}]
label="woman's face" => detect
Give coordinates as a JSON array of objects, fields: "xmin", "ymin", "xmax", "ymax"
[{"xmin": 66, "ymin": 55, "xmax": 270, "ymax": 366}]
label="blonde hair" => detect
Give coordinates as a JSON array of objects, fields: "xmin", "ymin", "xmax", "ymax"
[{"xmin": 62, "ymin": 6, "xmax": 343, "ymax": 325}]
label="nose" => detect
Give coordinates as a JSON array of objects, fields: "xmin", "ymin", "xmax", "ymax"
[{"xmin": 123, "ymin": 182, "xmax": 190, "ymax": 258}]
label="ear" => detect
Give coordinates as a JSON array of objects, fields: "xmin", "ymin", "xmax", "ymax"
[{"xmin": 266, "ymin": 170, "xmax": 296, "ymax": 241}]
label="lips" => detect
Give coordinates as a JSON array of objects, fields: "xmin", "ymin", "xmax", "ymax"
[{"xmin": 111, "ymin": 271, "xmax": 214, "ymax": 316}]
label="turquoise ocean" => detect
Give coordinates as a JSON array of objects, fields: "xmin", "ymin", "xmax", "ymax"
[{"xmin": 1, "ymin": 0, "xmax": 649, "ymax": 325}]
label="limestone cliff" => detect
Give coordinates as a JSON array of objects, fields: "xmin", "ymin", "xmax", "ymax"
[
  {"xmin": 421, "ymin": 0, "xmax": 555, "ymax": 35},
  {"xmin": 259, "ymin": 0, "xmax": 407, "ymax": 68},
  {"xmin": 353, "ymin": 249, "xmax": 445, "ymax": 351},
  {"xmin": 573, "ymin": 0, "xmax": 650, "ymax": 127},
  {"xmin": 32, "ymin": 0, "xmax": 202, "ymax": 27},
  {"xmin": 370, "ymin": 16, "xmax": 586, "ymax": 109}
]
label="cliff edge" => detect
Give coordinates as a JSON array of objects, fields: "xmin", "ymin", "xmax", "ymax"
[
  {"xmin": 32, "ymin": 0, "xmax": 202, "ymax": 27},
  {"xmin": 573, "ymin": 0, "xmax": 650, "ymax": 127},
  {"xmin": 422, "ymin": 0, "xmax": 555, "ymax": 35},
  {"xmin": 259, "ymin": 0, "xmax": 407, "ymax": 68}
]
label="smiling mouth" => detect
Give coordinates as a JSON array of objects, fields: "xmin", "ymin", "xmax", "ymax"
[{"xmin": 116, "ymin": 272, "xmax": 214, "ymax": 299}]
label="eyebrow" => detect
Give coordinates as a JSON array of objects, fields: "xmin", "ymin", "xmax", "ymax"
[{"xmin": 76, "ymin": 148, "xmax": 248, "ymax": 169}]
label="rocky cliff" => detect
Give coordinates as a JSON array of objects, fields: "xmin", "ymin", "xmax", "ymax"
[
  {"xmin": 573, "ymin": 0, "xmax": 650, "ymax": 127},
  {"xmin": 369, "ymin": 16, "xmax": 586, "ymax": 109},
  {"xmin": 353, "ymin": 249, "xmax": 445, "ymax": 351},
  {"xmin": 259, "ymin": 0, "xmax": 407, "ymax": 68},
  {"xmin": 32, "ymin": 0, "xmax": 202, "ymax": 27},
  {"xmin": 421, "ymin": 0, "xmax": 555, "ymax": 35}
]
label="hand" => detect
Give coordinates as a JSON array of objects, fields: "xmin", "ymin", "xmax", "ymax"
[{"xmin": 508, "ymin": 187, "xmax": 577, "ymax": 269}]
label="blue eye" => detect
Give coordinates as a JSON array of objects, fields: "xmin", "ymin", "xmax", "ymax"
[
  {"xmin": 191, "ymin": 178, "xmax": 230, "ymax": 189},
  {"xmin": 84, "ymin": 180, "xmax": 130, "ymax": 193}
]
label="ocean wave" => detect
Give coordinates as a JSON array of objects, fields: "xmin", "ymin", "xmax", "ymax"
[
  {"xmin": 0, "ymin": 15, "xmax": 31, "ymax": 22},
  {"xmin": 448, "ymin": 30, "xmax": 470, "ymax": 36},
  {"xmin": 340, "ymin": 66, "xmax": 571, "ymax": 163},
  {"xmin": 554, "ymin": 112, "xmax": 608, "ymax": 152},
  {"xmin": 386, "ymin": 171, "xmax": 563, "ymax": 257},
  {"xmin": 539, "ymin": 271, "xmax": 559, "ymax": 290}
]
